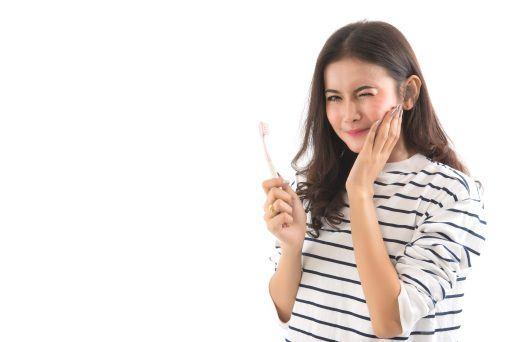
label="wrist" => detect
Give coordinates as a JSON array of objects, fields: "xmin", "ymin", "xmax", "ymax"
[
  {"xmin": 281, "ymin": 245, "xmax": 303, "ymax": 257},
  {"xmin": 347, "ymin": 187, "xmax": 374, "ymax": 199}
]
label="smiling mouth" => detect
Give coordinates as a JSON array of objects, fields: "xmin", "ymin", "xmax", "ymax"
[{"xmin": 347, "ymin": 128, "xmax": 370, "ymax": 136}]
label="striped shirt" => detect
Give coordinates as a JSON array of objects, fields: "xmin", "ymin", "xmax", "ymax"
[{"xmin": 268, "ymin": 152, "xmax": 487, "ymax": 341}]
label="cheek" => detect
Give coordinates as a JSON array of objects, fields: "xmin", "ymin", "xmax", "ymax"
[
  {"xmin": 363, "ymin": 96, "xmax": 391, "ymax": 120},
  {"xmin": 325, "ymin": 107, "xmax": 338, "ymax": 124}
]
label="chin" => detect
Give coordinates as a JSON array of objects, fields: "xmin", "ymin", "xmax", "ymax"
[{"xmin": 343, "ymin": 141, "xmax": 363, "ymax": 154}]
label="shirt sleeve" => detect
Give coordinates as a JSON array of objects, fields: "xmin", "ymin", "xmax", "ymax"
[
  {"xmin": 394, "ymin": 180, "xmax": 487, "ymax": 336},
  {"xmin": 268, "ymin": 238, "xmax": 282, "ymax": 273}
]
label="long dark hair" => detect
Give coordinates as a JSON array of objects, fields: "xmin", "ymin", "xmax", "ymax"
[{"xmin": 291, "ymin": 20, "xmax": 473, "ymax": 238}]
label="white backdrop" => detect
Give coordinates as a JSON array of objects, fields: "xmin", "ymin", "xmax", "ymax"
[{"xmin": 0, "ymin": 1, "xmax": 509, "ymax": 341}]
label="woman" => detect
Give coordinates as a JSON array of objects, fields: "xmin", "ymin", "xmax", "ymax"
[{"xmin": 262, "ymin": 20, "xmax": 487, "ymax": 341}]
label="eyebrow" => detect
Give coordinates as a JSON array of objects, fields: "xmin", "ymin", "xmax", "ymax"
[{"xmin": 325, "ymin": 85, "xmax": 377, "ymax": 95}]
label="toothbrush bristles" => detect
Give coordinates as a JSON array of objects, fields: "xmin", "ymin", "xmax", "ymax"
[
  {"xmin": 259, "ymin": 121, "xmax": 279, "ymax": 178},
  {"xmin": 259, "ymin": 121, "xmax": 269, "ymax": 137}
]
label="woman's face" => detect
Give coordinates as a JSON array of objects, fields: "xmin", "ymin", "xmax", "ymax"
[{"xmin": 324, "ymin": 57, "xmax": 401, "ymax": 153}]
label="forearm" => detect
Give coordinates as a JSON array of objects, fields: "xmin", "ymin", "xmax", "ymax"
[
  {"xmin": 268, "ymin": 247, "xmax": 303, "ymax": 323},
  {"xmin": 348, "ymin": 191, "xmax": 402, "ymax": 338}
]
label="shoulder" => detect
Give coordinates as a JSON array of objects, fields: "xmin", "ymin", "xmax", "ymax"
[{"xmin": 421, "ymin": 155, "xmax": 484, "ymax": 203}]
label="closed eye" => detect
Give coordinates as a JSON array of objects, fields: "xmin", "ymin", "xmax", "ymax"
[{"xmin": 326, "ymin": 93, "xmax": 373, "ymax": 102}]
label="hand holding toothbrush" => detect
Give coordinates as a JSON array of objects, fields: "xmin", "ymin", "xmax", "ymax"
[{"xmin": 259, "ymin": 121, "xmax": 307, "ymax": 252}]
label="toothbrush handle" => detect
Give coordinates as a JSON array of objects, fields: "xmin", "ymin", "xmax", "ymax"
[
  {"xmin": 268, "ymin": 160, "xmax": 279, "ymax": 179},
  {"xmin": 262, "ymin": 138, "xmax": 278, "ymax": 178}
]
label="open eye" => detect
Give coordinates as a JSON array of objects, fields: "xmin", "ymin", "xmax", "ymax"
[{"xmin": 326, "ymin": 96, "xmax": 341, "ymax": 102}]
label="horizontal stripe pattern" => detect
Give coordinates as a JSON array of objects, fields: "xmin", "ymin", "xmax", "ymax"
[{"xmin": 267, "ymin": 153, "xmax": 487, "ymax": 341}]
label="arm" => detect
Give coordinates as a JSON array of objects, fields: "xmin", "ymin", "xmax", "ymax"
[
  {"xmin": 268, "ymin": 246, "xmax": 303, "ymax": 324},
  {"xmin": 394, "ymin": 188, "xmax": 487, "ymax": 335},
  {"xmin": 348, "ymin": 190, "xmax": 402, "ymax": 338}
]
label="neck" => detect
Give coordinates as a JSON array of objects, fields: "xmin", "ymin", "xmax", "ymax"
[{"xmin": 387, "ymin": 136, "xmax": 415, "ymax": 163}]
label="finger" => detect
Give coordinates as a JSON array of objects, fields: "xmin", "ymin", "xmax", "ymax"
[
  {"xmin": 373, "ymin": 105, "xmax": 400, "ymax": 155},
  {"xmin": 264, "ymin": 193, "xmax": 292, "ymax": 220},
  {"xmin": 383, "ymin": 106, "xmax": 403, "ymax": 149},
  {"xmin": 263, "ymin": 186, "xmax": 293, "ymax": 211},
  {"xmin": 362, "ymin": 116, "xmax": 382, "ymax": 153},
  {"xmin": 264, "ymin": 186, "xmax": 293, "ymax": 209},
  {"xmin": 264, "ymin": 202, "xmax": 277, "ymax": 220},
  {"xmin": 264, "ymin": 198, "xmax": 293, "ymax": 220},
  {"xmin": 282, "ymin": 182, "xmax": 299, "ymax": 203},
  {"xmin": 261, "ymin": 176, "xmax": 288, "ymax": 194},
  {"xmin": 383, "ymin": 106, "xmax": 403, "ymax": 153},
  {"xmin": 277, "ymin": 199, "xmax": 293, "ymax": 216},
  {"xmin": 267, "ymin": 212, "xmax": 293, "ymax": 233}
]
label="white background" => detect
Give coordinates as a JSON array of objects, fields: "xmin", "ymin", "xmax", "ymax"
[{"xmin": 0, "ymin": 1, "xmax": 509, "ymax": 341}]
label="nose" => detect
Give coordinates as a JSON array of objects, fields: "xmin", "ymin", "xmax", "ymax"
[{"xmin": 341, "ymin": 102, "xmax": 361, "ymax": 122}]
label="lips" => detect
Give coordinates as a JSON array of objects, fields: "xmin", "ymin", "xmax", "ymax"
[
  {"xmin": 347, "ymin": 128, "xmax": 370, "ymax": 137},
  {"xmin": 347, "ymin": 128, "xmax": 369, "ymax": 134}
]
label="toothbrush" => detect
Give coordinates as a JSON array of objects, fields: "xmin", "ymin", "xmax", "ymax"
[{"xmin": 259, "ymin": 121, "xmax": 295, "ymax": 227}]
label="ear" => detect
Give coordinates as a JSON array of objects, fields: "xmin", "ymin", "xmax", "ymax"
[{"xmin": 401, "ymin": 75, "xmax": 422, "ymax": 110}]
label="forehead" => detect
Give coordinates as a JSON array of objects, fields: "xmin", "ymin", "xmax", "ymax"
[{"xmin": 324, "ymin": 58, "xmax": 391, "ymax": 88}]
